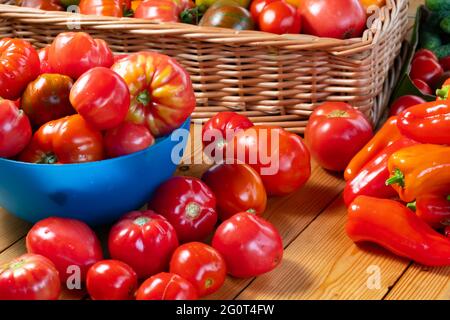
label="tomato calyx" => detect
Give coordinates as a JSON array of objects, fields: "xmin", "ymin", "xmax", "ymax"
[
  {"xmin": 327, "ymin": 110, "xmax": 350, "ymax": 118},
  {"xmin": 180, "ymin": 5, "xmax": 206, "ymax": 24},
  {"xmin": 246, "ymin": 208, "xmax": 256, "ymax": 214},
  {"xmin": 436, "ymin": 86, "xmax": 450, "ymax": 100},
  {"xmin": 136, "ymin": 90, "xmax": 151, "ymax": 106},
  {"xmin": 185, "ymin": 202, "xmax": 201, "ymax": 220},
  {"xmin": 133, "ymin": 216, "xmax": 151, "ymax": 226},
  {"xmin": 204, "ymin": 278, "xmax": 214, "ymax": 288},
  {"xmin": 7, "ymin": 259, "xmax": 26, "ymax": 270},
  {"xmin": 37, "ymin": 152, "xmax": 58, "ymax": 164}
]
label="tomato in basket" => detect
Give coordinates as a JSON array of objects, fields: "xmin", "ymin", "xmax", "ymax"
[
  {"xmin": 259, "ymin": 1, "xmax": 301, "ymax": 34},
  {"xmin": 20, "ymin": 0, "xmax": 64, "ymax": 11},
  {"xmin": 79, "ymin": 0, "xmax": 132, "ymax": 17},
  {"xmin": 134, "ymin": 0, "xmax": 180, "ymax": 22}
]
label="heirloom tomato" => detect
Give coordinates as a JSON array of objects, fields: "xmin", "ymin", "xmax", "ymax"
[
  {"xmin": 149, "ymin": 177, "xmax": 218, "ymax": 243},
  {"xmin": 0, "ymin": 99, "xmax": 32, "ymax": 158},
  {"xmin": 38, "ymin": 46, "xmax": 53, "ymax": 74},
  {"xmin": 22, "ymin": 73, "xmax": 75, "ymax": 127},
  {"xmin": 26, "ymin": 217, "xmax": 103, "ymax": 283},
  {"xmin": 202, "ymin": 163, "xmax": 267, "ymax": 220},
  {"xmin": 0, "ymin": 38, "xmax": 40, "ymax": 100},
  {"xmin": 259, "ymin": 1, "xmax": 301, "ymax": 35},
  {"xmin": 48, "ymin": 32, "xmax": 114, "ymax": 80},
  {"xmin": 250, "ymin": 0, "xmax": 277, "ymax": 24},
  {"xmin": 410, "ymin": 56, "xmax": 444, "ymax": 87},
  {"xmin": 389, "ymin": 95, "xmax": 426, "ymax": 117},
  {"xmin": 134, "ymin": 0, "xmax": 180, "ymax": 22},
  {"xmin": 0, "ymin": 254, "xmax": 60, "ymax": 300},
  {"xmin": 199, "ymin": 4, "xmax": 255, "ymax": 30},
  {"xmin": 108, "ymin": 210, "xmax": 179, "ymax": 279},
  {"xmin": 19, "ymin": 114, "xmax": 104, "ymax": 164},
  {"xmin": 231, "ymin": 126, "xmax": 311, "ymax": 196},
  {"xmin": 79, "ymin": 0, "xmax": 131, "ymax": 17},
  {"xmin": 412, "ymin": 78, "xmax": 433, "ymax": 95},
  {"xmin": 111, "ymin": 52, "xmax": 196, "ymax": 137},
  {"xmin": 212, "ymin": 212, "xmax": 283, "ymax": 278},
  {"xmin": 86, "ymin": 260, "xmax": 138, "ymax": 300},
  {"xmin": 136, "ymin": 272, "xmax": 198, "ymax": 300},
  {"xmin": 104, "ymin": 122, "xmax": 155, "ymax": 158},
  {"xmin": 305, "ymin": 102, "xmax": 373, "ymax": 171},
  {"xmin": 170, "ymin": 242, "xmax": 226, "ymax": 297},
  {"xmin": 20, "ymin": 0, "xmax": 63, "ymax": 10},
  {"xmin": 70, "ymin": 67, "xmax": 130, "ymax": 130},
  {"xmin": 300, "ymin": 0, "xmax": 366, "ymax": 39}
]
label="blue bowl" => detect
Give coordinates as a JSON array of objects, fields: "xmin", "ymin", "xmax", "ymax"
[{"xmin": 0, "ymin": 118, "xmax": 191, "ymax": 226}]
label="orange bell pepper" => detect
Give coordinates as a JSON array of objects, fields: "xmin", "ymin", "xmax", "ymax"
[
  {"xmin": 360, "ymin": 0, "xmax": 386, "ymax": 11},
  {"xmin": 344, "ymin": 116, "xmax": 402, "ymax": 181},
  {"xmin": 386, "ymin": 144, "xmax": 450, "ymax": 203}
]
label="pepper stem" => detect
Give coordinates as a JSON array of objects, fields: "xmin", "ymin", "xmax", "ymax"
[
  {"xmin": 436, "ymin": 86, "xmax": 450, "ymax": 100},
  {"xmin": 406, "ymin": 201, "xmax": 416, "ymax": 211},
  {"xmin": 386, "ymin": 168, "xmax": 405, "ymax": 187},
  {"xmin": 447, "ymin": 195, "xmax": 450, "ymax": 201}
]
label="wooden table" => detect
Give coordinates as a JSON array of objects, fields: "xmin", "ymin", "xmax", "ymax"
[{"xmin": 2, "ymin": 0, "xmax": 448, "ymax": 300}]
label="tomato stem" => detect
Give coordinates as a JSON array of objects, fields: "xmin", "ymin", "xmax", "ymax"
[
  {"xmin": 136, "ymin": 90, "xmax": 151, "ymax": 106},
  {"xmin": 327, "ymin": 110, "xmax": 350, "ymax": 118},
  {"xmin": 205, "ymin": 278, "xmax": 214, "ymax": 288},
  {"xmin": 185, "ymin": 202, "xmax": 201, "ymax": 220},
  {"xmin": 38, "ymin": 153, "xmax": 57, "ymax": 165},
  {"xmin": 386, "ymin": 168, "xmax": 405, "ymax": 188},
  {"xmin": 133, "ymin": 216, "xmax": 151, "ymax": 226}
]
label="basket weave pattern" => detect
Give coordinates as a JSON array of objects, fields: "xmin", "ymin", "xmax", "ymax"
[{"xmin": 0, "ymin": 0, "xmax": 409, "ymax": 132}]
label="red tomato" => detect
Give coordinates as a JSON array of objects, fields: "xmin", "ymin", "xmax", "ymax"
[
  {"xmin": 38, "ymin": 46, "xmax": 54, "ymax": 74},
  {"xmin": 149, "ymin": 177, "xmax": 217, "ymax": 243},
  {"xmin": 70, "ymin": 67, "xmax": 130, "ymax": 130},
  {"xmin": 212, "ymin": 212, "xmax": 283, "ymax": 278},
  {"xmin": 202, "ymin": 163, "xmax": 267, "ymax": 220},
  {"xmin": 48, "ymin": 32, "xmax": 114, "ymax": 80},
  {"xmin": 114, "ymin": 54, "xmax": 129, "ymax": 63},
  {"xmin": 170, "ymin": 242, "xmax": 226, "ymax": 297},
  {"xmin": 79, "ymin": 0, "xmax": 127, "ymax": 17},
  {"xmin": 0, "ymin": 254, "xmax": 61, "ymax": 300},
  {"xmin": 134, "ymin": 0, "xmax": 180, "ymax": 22},
  {"xmin": 445, "ymin": 226, "xmax": 450, "ymax": 238},
  {"xmin": 136, "ymin": 272, "xmax": 198, "ymax": 300},
  {"xmin": 0, "ymin": 38, "xmax": 40, "ymax": 100},
  {"xmin": 111, "ymin": 52, "xmax": 196, "ymax": 137},
  {"xmin": 231, "ymin": 126, "xmax": 311, "ymax": 196},
  {"xmin": 202, "ymin": 111, "xmax": 253, "ymax": 159},
  {"xmin": 300, "ymin": 0, "xmax": 366, "ymax": 39},
  {"xmin": 86, "ymin": 260, "xmax": 138, "ymax": 300},
  {"xmin": 20, "ymin": 0, "xmax": 64, "ymax": 10},
  {"xmin": 0, "ymin": 99, "xmax": 32, "ymax": 158},
  {"xmin": 413, "ymin": 49, "xmax": 438, "ymax": 62},
  {"xmin": 26, "ymin": 217, "xmax": 103, "ymax": 283},
  {"xmin": 389, "ymin": 95, "xmax": 426, "ymax": 117},
  {"xmin": 412, "ymin": 78, "xmax": 433, "ymax": 95},
  {"xmin": 104, "ymin": 122, "xmax": 155, "ymax": 158},
  {"xmin": 108, "ymin": 210, "xmax": 179, "ymax": 279},
  {"xmin": 250, "ymin": 0, "xmax": 277, "ymax": 25},
  {"xmin": 410, "ymin": 56, "xmax": 444, "ymax": 88},
  {"xmin": 440, "ymin": 56, "xmax": 450, "ymax": 72},
  {"xmin": 19, "ymin": 114, "xmax": 104, "ymax": 164},
  {"xmin": 305, "ymin": 102, "xmax": 374, "ymax": 171},
  {"xmin": 259, "ymin": 1, "xmax": 301, "ymax": 35}
]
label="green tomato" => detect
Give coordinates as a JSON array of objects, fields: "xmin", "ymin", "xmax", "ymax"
[{"xmin": 196, "ymin": 0, "xmax": 251, "ymax": 9}]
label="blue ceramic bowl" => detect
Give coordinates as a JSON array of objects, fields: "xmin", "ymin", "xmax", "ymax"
[{"xmin": 0, "ymin": 118, "xmax": 190, "ymax": 226}]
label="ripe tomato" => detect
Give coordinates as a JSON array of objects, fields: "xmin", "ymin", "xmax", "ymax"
[
  {"xmin": 20, "ymin": 0, "xmax": 64, "ymax": 10},
  {"xmin": 410, "ymin": 56, "xmax": 444, "ymax": 88},
  {"xmin": 300, "ymin": 0, "xmax": 366, "ymax": 39},
  {"xmin": 38, "ymin": 46, "xmax": 54, "ymax": 74},
  {"xmin": 111, "ymin": 52, "xmax": 196, "ymax": 137},
  {"xmin": 250, "ymin": 0, "xmax": 277, "ymax": 25},
  {"xmin": 202, "ymin": 111, "xmax": 253, "ymax": 159},
  {"xmin": 231, "ymin": 126, "xmax": 311, "ymax": 196},
  {"xmin": 21, "ymin": 73, "xmax": 75, "ymax": 127},
  {"xmin": 0, "ymin": 38, "xmax": 40, "ymax": 100},
  {"xmin": 136, "ymin": 272, "xmax": 198, "ymax": 300},
  {"xmin": 70, "ymin": 67, "xmax": 130, "ymax": 130},
  {"xmin": 199, "ymin": 4, "xmax": 255, "ymax": 30},
  {"xmin": 104, "ymin": 122, "xmax": 155, "ymax": 158},
  {"xmin": 445, "ymin": 226, "xmax": 450, "ymax": 238},
  {"xmin": 412, "ymin": 78, "xmax": 433, "ymax": 95},
  {"xmin": 48, "ymin": 32, "xmax": 114, "ymax": 80},
  {"xmin": 170, "ymin": 242, "xmax": 226, "ymax": 297},
  {"xmin": 26, "ymin": 217, "xmax": 103, "ymax": 283},
  {"xmin": 202, "ymin": 163, "xmax": 267, "ymax": 220},
  {"xmin": 134, "ymin": 0, "xmax": 180, "ymax": 22},
  {"xmin": 413, "ymin": 49, "xmax": 438, "ymax": 62},
  {"xmin": 0, "ymin": 100, "xmax": 32, "ymax": 158},
  {"xmin": 0, "ymin": 254, "xmax": 60, "ymax": 300},
  {"xmin": 19, "ymin": 114, "xmax": 104, "ymax": 164},
  {"xmin": 212, "ymin": 212, "xmax": 283, "ymax": 278},
  {"xmin": 259, "ymin": 1, "xmax": 301, "ymax": 35},
  {"xmin": 440, "ymin": 56, "xmax": 450, "ymax": 72},
  {"xmin": 305, "ymin": 102, "xmax": 373, "ymax": 171},
  {"xmin": 108, "ymin": 210, "xmax": 179, "ymax": 279},
  {"xmin": 389, "ymin": 95, "xmax": 426, "ymax": 117},
  {"xmin": 86, "ymin": 260, "xmax": 138, "ymax": 300},
  {"xmin": 114, "ymin": 53, "xmax": 128, "ymax": 63},
  {"xmin": 79, "ymin": 0, "xmax": 128, "ymax": 17},
  {"xmin": 149, "ymin": 177, "xmax": 217, "ymax": 242}
]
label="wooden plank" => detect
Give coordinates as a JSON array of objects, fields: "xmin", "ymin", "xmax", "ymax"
[
  {"xmin": 0, "ymin": 208, "xmax": 31, "ymax": 253},
  {"xmin": 237, "ymin": 197, "xmax": 410, "ymax": 300}
]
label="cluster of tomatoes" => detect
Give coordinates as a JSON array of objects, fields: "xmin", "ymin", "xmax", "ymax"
[{"xmin": 0, "ymin": 32, "xmax": 195, "ymax": 163}]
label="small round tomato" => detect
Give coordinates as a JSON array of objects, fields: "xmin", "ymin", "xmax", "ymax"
[
  {"xmin": 134, "ymin": 0, "xmax": 180, "ymax": 22},
  {"xmin": 149, "ymin": 176, "xmax": 217, "ymax": 243},
  {"xmin": 202, "ymin": 163, "xmax": 267, "ymax": 220},
  {"xmin": 79, "ymin": 0, "xmax": 127, "ymax": 17},
  {"xmin": 410, "ymin": 56, "xmax": 444, "ymax": 88},
  {"xmin": 202, "ymin": 111, "xmax": 253, "ymax": 159},
  {"xmin": 21, "ymin": 73, "xmax": 75, "ymax": 127},
  {"xmin": 412, "ymin": 78, "xmax": 433, "ymax": 95},
  {"xmin": 108, "ymin": 210, "xmax": 179, "ymax": 279},
  {"xmin": 389, "ymin": 95, "xmax": 426, "ymax": 117},
  {"xmin": 136, "ymin": 272, "xmax": 198, "ymax": 300},
  {"xmin": 170, "ymin": 242, "xmax": 226, "ymax": 297},
  {"xmin": 70, "ymin": 67, "xmax": 130, "ymax": 130},
  {"xmin": 232, "ymin": 126, "xmax": 311, "ymax": 196},
  {"xmin": 0, "ymin": 99, "xmax": 32, "ymax": 158},
  {"xmin": 19, "ymin": 114, "xmax": 104, "ymax": 164},
  {"xmin": 20, "ymin": 0, "xmax": 64, "ymax": 10},
  {"xmin": 250, "ymin": 0, "xmax": 277, "ymax": 26},
  {"xmin": 413, "ymin": 49, "xmax": 438, "ymax": 62},
  {"xmin": 26, "ymin": 217, "xmax": 103, "ymax": 283},
  {"xmin": 212, "ymin": 212, "xmax": 283, "ymax": 278},
  {"xmin": 305, "ymin": 102, "xmax": 374, "ymax": 171},
  {"xmin": 86, "ymin": 260, "xmax": 138, "ymax": 300},
  {"xmin": 199, "ymin": 4, "xmax": 255, "ymax": 30},
  {"xmin": 37, "ymin": 46, "xmax": 54, "ymax": 74},
  {"xmin": 0, "ymin": 253, "xmax": 61, "ymax": 300},
  {"xmin": 0, "ymin": 38, "xmax": 40, "ymax": 100},
  {"xmin": 104, "ymin": 122, "xmax": 155, "ymax": 158},
  {"xmin": 259, "ymin": 1, "xmax": 301, "ymax": 35},
  {"xmin": 48, "ymin": 32, "xmax": 114, "ymax": 80}
]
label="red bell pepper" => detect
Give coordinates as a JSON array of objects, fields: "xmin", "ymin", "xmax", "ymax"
[
  {"xmin": 408, "ymin": 194, "xmax": 450, "ymax": 229},
  {"xmin": 347, "ymin": 196, "xmax": 450, "ymax": 266}
]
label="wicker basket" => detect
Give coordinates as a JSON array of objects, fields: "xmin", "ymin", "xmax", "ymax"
[{"xmin": 0, "ymin": 0, "xmax": 409, "ymax": 132}]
